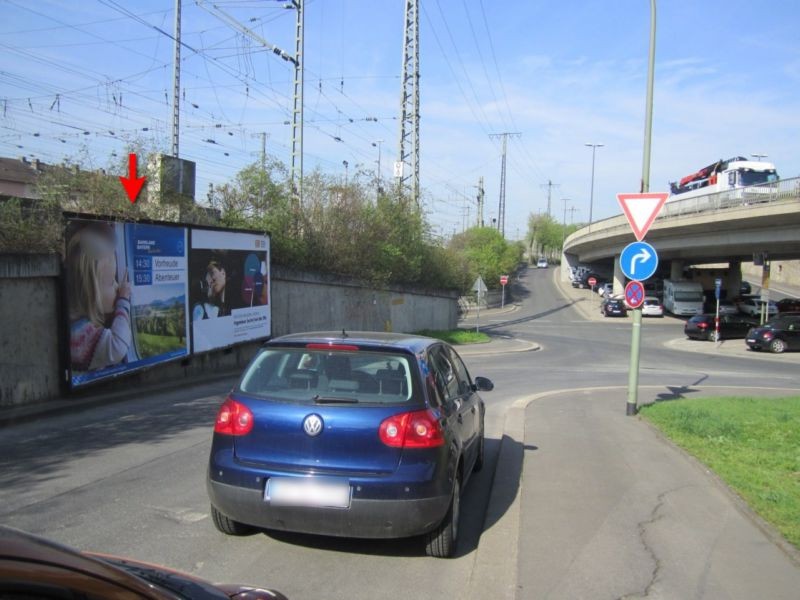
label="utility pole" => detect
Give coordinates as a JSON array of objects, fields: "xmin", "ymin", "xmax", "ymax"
[
  {"xmin": 561, "ymin": 198, "xmax": 570, "ymax": 249},
  {"xmin": 568, "ymin": 205, "xmax": 579, "ymax": 224},
  {"xmin": 476, "ymin": 176, "xmax": 485, "ymax": 227},
  {"xmin": 251, "ymin": 132, "xmax": 269, "ymax": 209},
  {"xmin": 196, "ymin": 0, "xmax": 302, "ymax": 205},
  {"xmin": 540, "ymin": 179, "xmax": 559, "ymax": 218},
  {"xmin": 396, "ymin": 0, "xmax": 420, "ymax": 205},
  {"xmin": 489, "ymin": 131, "xmax": 521, "ymax": 237},
  {"xmin": 372, "ymin": 139, "xmax": 383, "ymax": 198},
  {"xmin": 171, "ymin": 0, "xmax": 181, "ymax": 158}
]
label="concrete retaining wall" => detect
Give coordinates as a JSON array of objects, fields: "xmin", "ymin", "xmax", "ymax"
[{"xmin": 0, "ymin": 255, "xmax": 458, "ymax": 409}]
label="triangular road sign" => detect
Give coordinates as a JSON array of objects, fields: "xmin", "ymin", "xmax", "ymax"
[{"xmin": 616, "ymin": 192, "xmax": 669, "ymax": 241}]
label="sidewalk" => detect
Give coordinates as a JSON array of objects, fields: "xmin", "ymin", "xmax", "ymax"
[{"xmin": 465, "ymin": 267, "xmax": 800, "ymax": 599}]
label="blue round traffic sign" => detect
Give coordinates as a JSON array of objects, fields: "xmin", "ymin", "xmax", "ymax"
[{"xmin": 620, "ymin": 241, "xmax": 658, "ymax": 281}]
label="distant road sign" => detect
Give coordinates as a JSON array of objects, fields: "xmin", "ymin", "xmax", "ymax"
[
  {"xmin": 587, "ymin": 276, "xmax": 597, "ymax": 287},
  {"xmin": 625, "ymin": 281, "xmax": 645, "ymax": 309},
  {"xmin": 616, "ymin": 192, "xmax": 669, "ymax": 241},
  {"xmin": 500, "ymin": 275, "xmax": 509, "ymax": 285},
  {"xmin": 620, "ymin": 241, "xmax": 659, "ymax": 281},
  {"xmin": 472, "ymin": 276, "xmax": 487, "ymax": 294}
]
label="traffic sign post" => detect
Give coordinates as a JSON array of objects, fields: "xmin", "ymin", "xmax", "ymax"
[
  {"xmin": 500, "ymin": 275, "xmax": 508, "ymax": 308},
  {"xmin": 617, "ymin": 191, "xmax": 668, "ymax": 416},
  {"xmin": 472, "ymin": 276, "xmax": 487, "ymax": 332}
]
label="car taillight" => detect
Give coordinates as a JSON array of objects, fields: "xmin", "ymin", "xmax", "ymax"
[
  {"xmin": 762, "ymin": 331, "xmax": 774, "ymax": 341},
  {"xmin": 379, "ymin": 409, "xmax": 444, "ymax": 448},
  {"xmin": 697, "ymin": 322, "xmax": 708, "ymax": 329},
  {"xmin": 214, "ymin": 398, "xmax": 254, "ymax": 436}
]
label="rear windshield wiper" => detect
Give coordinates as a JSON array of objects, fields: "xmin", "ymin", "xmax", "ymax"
[{"xmin": 312, "ymin": 395, "xmax": 359, "ymax": 404}]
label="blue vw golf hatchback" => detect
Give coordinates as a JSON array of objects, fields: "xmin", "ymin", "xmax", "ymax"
[{"xmin": 207, "ymin": 331, "xmax": 493, "ymax": 558}]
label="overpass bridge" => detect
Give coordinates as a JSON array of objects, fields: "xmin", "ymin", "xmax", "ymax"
[{"xmin": 562, "ymin": 176, "xmax": 800, "ymax": 295}]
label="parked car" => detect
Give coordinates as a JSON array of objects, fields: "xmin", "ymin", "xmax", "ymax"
[
  {"xmin": 684, "ymin": 314, "xmax": 758, "ymax": 342},
  {"xmin": 776, "ymin": 297, "xmax": 800, "ymax": 313},
  {"xmin": 703, "ymin": 298, "xmax": 739, "ymax": 316},
  {"xmin": 206, "ymin": 331, "xmax": 493, "ymax": 558},
  {"xmin": 641, "ymin": 296, "xmax": 664, "ymax": 317},
  {"xmin": 736, "ymin": 297, "xmax": 778, "ymax": 318},
  {"xmin": 0, "ymin": 525, "xmax": 287, "ymax": 600},
  {"xmin": 745, "ymin": 314, "xmax": 800, "ymax": 353},
  {"xmin": 598, "ymin": 282, "xmax": 614, "ymax": 297},
  {"xmin": 536, "ymin": 257, "xmax": 548, "ymax": 268},
  {"xmin": 601, "ymin": 297, "xmax": 627, "ymax": 317}
]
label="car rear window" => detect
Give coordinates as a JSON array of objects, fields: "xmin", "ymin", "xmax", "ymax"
[{"xmin": 238, "ymin": 347, "xmax": 416, "ymax": 404}]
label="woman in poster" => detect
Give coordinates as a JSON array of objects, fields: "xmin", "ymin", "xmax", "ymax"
[{"xmin": 193, "ymin": 258, "xmax": 232, "ymax": 319}]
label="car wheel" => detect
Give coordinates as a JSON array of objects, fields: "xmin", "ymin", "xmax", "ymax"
[
  {"xmin": 211, "ymin": 505, "xmax": 254, "ymax": 536},
  {"xmin": 425, "ymin": 475, "xmax": 460, "ymax": 558},
  {"xmin": 769, "ymin": 338, "xmax": 787, "ymax": 354},
  {"xmin": 708, "ymin": 330, "xmax": 720, "ymax": 342}
]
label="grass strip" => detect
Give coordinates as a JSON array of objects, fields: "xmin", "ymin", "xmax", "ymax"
[
  {"xmin": 639, "ymin": 396, "xmax": 800, "ymax": 549},
  {"xmin": 414, "ymin": 329, "xmax": 491, "ymax": 345}
]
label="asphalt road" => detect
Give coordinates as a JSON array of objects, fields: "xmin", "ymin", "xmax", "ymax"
[{"xmin": 1, "ymin": 265, "xmax": 799, "ymax": 599}]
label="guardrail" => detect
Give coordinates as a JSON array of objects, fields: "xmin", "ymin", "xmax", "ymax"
[{"xmin": 658, "ymin": 176, "xmax": 800, "ymax": 220}]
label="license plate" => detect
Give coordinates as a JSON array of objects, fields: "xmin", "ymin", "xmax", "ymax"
[
  {"xmin": 746, "ymin": 338, "xmax": 755, "ymax": 343},
  {"xmin": 265, "ymin": 477, "xmax": 351, "ymax": 508}
]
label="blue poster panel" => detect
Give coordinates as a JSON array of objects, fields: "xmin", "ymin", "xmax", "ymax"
[
  {"xmin": 65, "ymin": 218, "xmax": 190, "ymax": 388},
  {"xmin": 189, "ymin": 228, "xmax": 271, "ymax": 353}
]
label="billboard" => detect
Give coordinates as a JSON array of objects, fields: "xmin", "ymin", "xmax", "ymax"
[
  {"xmin": 189, "ymin": 228, "xmax": 271, "ymax": 353},
  {"xmin": 65, "ymin": 218, "xmax": 190, "ymax": 387}
]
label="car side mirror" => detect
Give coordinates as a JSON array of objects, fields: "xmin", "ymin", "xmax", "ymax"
[{"xmin": 473, "ymin": 376, "xmax": 494, "ymax": 392}]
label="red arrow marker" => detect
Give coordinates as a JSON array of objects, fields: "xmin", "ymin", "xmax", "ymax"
[{"xmin": 119, "ymin": 153, "xmax": 146, "ymax": 203}]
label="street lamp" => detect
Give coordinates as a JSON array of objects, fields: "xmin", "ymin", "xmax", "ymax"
[
  {"xmin": 561, "ymin": 198, "xmax": 570, "ymax": 250},
  {"xmin": 585, "ymin": 143, "xmax": 604, "ymax": 224},
  {"xmin": 751, "ymin": 153, "xmax": 768, "ymax": 161}
]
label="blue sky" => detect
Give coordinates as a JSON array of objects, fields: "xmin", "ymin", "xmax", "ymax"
[{"xmin": 1, "ymin": 0, "xmax": 798, "ymax": 241}]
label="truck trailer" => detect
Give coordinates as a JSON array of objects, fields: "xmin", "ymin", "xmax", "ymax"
[{"xmin": 669, "ymin": 156, "xmax": 779, "ymax": 201}]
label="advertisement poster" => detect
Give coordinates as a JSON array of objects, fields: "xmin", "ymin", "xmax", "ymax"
[
  {"xmin": 65, "ymin": 218, "xmax": 190, "ymax": 388},
  {"xmin": 189, "ymin": 228, "xmax": 271, "ymax": 353}
]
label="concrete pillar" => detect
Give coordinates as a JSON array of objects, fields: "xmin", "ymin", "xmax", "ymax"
[
  {"xmin": 670, "ymin": 260, "xmax": 684, "ymax": 280},
  {"xmin": 728, "ymin": 260, "xmax": 742, "ymax": 298},
  {"xmin": 613, "ymin": 255, "xmax": 625, "ymax": 295}
]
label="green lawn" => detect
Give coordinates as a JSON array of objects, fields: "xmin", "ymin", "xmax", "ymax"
[
  {"xmin": 414, "ymin": 329, "xmax": 491, "ymax": 345},
  {"xmin": 639, "ymin": 396, "xmax": 800, "ymax": 549}
]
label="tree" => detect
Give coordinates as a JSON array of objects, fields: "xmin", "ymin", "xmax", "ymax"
[{"xmin": 448, "ymin": 227, "xmax": 523, "ymax": 291}]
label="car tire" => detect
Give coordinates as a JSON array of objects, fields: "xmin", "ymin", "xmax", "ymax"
[
  {"xmin": 425, "ymin": 476, "xmax": 460, "ymax": 558},
  {"xmin": 769, "ymin": 338, "xmax": 787, "ymax": 354},
  {"xmin": 211, "ymin": 505, "xmax": 254, "ymax": 536}
]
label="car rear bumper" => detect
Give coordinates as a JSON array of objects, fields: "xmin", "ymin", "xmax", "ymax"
[{"xmin": 207, "ymin": 478, "xmax": 450, "ymax": 538}]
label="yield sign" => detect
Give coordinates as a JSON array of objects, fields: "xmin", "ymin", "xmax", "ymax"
[{"xmin": 616, "ymin": 192, "xmax": 669, "ymax": 241}]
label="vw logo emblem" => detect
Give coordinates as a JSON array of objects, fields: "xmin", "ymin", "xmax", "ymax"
[{"xmin": 303, "ymin": 414, "xmax": 324, "ymax": 437}]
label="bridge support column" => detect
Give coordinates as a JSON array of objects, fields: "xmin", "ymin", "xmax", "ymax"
[
  {"xmin": 729, "ymin": 260, "xmax": 742, "ymax": 296},
  {"xmin": 670, "ymin": 261, "xmax": 684, "ymax": 280},
  {"xmin": 613, "ymin": 256, "xmax": 625, "ymax": 295}
]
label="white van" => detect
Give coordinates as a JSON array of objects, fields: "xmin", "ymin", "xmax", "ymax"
[{"xmin": 662, "ymin": 280, "xmax": 704, "ymax": 316}]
